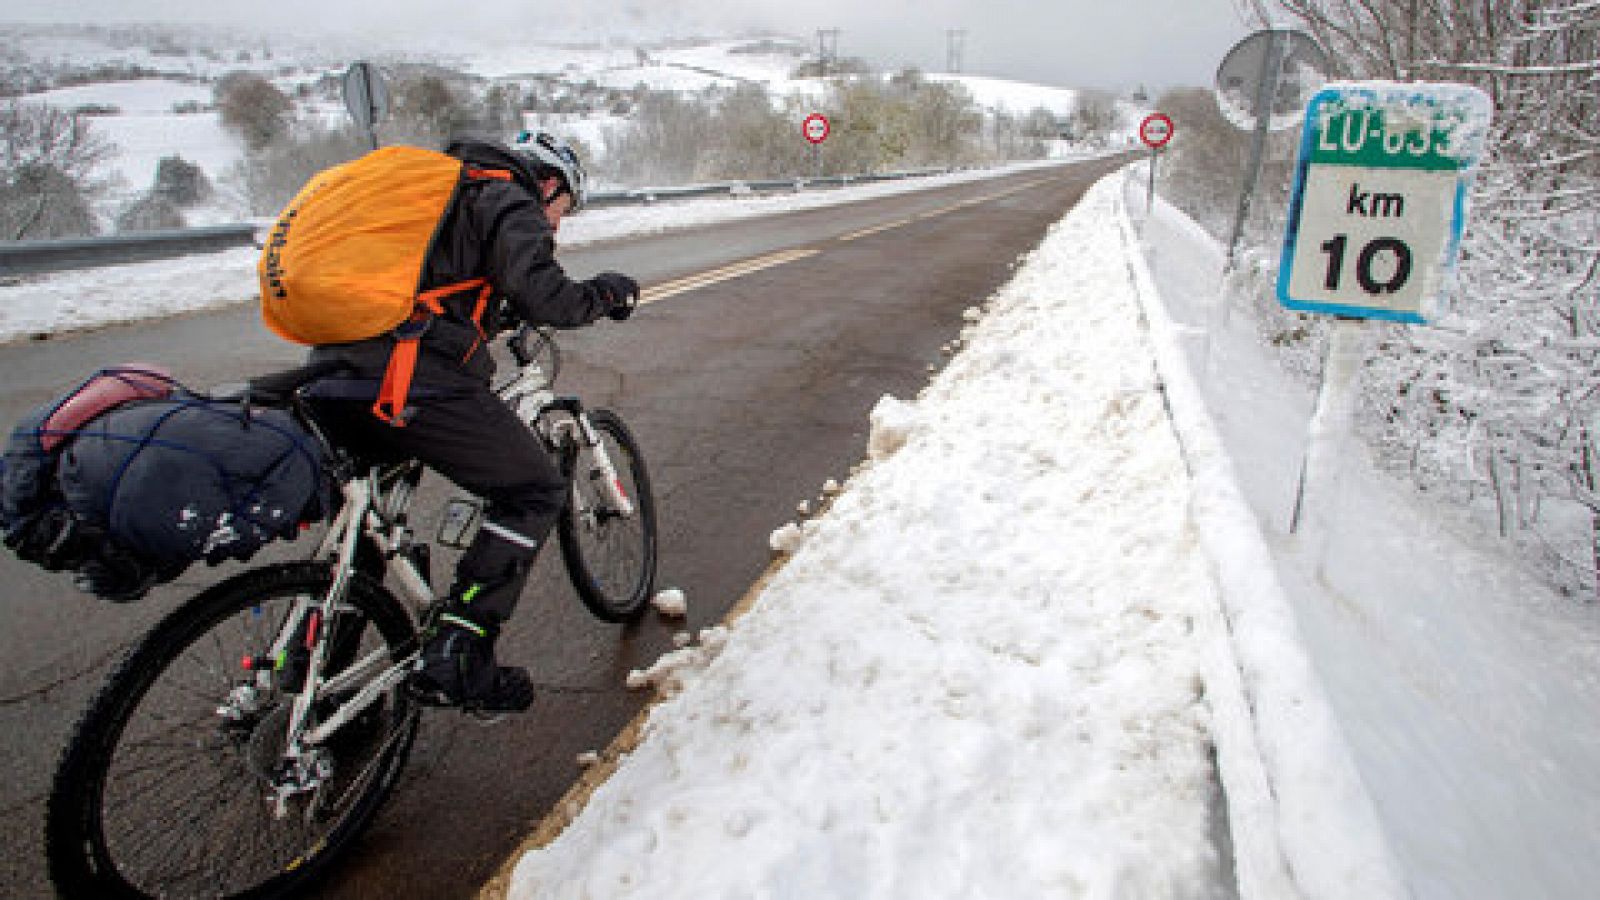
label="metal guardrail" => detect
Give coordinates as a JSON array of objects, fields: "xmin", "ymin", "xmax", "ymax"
[
  {"xmin": 0, "ymin": 167, "xmax": 963, "ymax": 278},
  {"xmin": 0, "ymin": 224, "xmax": 261, "ymax": 278},
  {"xmin": 584, "ymin": 168, "xmax": 951, "ymax": 209}
]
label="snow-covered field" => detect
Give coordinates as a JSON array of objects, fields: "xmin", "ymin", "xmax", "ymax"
[
  {"xmin": 30, "ymin": 78, "xmax": 239, "ymax": 206},
  {"xmin": 1131, "ymin": 173, "xmax": 1600, "ymax": 900},
  {"xmin": 4, "ymin": 28, "xmax": 1114, "ymax": 227},
  {"xmin": 4, "ymin": 25, "xmax": 293, "ymax": 80},
  {"xmin": 928, "ymin": 72, "xmax": 1080, "ymax": 115},
  {"xmin": 25, "ymin": 77, "xmax": 212, "ymax": 113}
]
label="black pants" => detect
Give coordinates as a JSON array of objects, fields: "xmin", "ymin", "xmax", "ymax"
[{"xmin": 312, "ymin": 386, "xmax": 566, "ymax": 625}]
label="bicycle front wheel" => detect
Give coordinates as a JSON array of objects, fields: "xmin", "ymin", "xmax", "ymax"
[
  {"xmin": 46, "ymin": 562, "xmax": 419, "ymax": 899},
  {"xmin": 557, "ymin": 408, "xmax": 658, "ymax": 622}
]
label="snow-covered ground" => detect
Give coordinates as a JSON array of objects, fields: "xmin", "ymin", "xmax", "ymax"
[
  {"xmin": 928, "ymin": 72, "xmax": 1080, "ymax": 116},
  {"xmin": 25, "ymin": 77, "xmax": 213, "ymax": 113},
  {"xmin": 498, "ymin": 170, "xmax": 1599, "ymax": 899},
  {"xmin": 4, "ymin": 26, "xmax": 328, "ymax": 222},
  {"xmin": 29, "ymin": 78, "xmax": 239, "ymax": 204},
  {"xmin": 1131, "ymin": 175, "xmax": 1600, "ymax": 900},
  {"xmin": 3, "ymin": 24, "xmax": 295, "ymax": 80}
]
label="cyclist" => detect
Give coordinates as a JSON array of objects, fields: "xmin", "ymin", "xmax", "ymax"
[{"xmin": 307, "ymin": 132, "xmax": 640, "ymax": 712}]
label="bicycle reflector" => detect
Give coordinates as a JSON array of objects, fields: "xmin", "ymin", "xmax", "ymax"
[{"xmin": 437, "ymin": 497, "xmax": 484, "ymax": 549}]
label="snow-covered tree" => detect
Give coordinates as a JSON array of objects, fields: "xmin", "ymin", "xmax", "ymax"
[
  {"xmin": 0, "ymin": 99, "xmax": 111, "ymax": 239},
  {"xmin": 1070, "ymin": 90, "xmax": 1121, "ymax": 146},
  {"xmin": 1237, "ymin": 0, "xmax": 1600, "ymax": 595}
]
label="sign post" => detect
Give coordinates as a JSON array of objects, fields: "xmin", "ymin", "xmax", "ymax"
[
  {"xmin": 802, "ymin": 112, "xmax": 831, "ymax": 178},
  {"xmin": 1280, "ymin": 83, "xmax": 1492, "ymax": 558},
  {"xmin": 1137, "ymin": 112, "xmax": 1174, "ymax": 218},
  {"xmin": 341, "ymin": 61, "xmax": 390, "ymax": 151},
  {"xmin": 1215, "ymin": 29, "xmax": 1329, "ymax": 268}
]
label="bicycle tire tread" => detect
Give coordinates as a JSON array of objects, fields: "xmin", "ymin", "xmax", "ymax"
[{"xmin": 45, "ymin": 562, "xmax": 418, "ymax": 900}]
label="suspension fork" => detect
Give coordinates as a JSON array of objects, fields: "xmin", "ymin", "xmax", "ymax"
[{"xmin": 551, "ymin": 396, "xmax": 635, "ymax": 517}]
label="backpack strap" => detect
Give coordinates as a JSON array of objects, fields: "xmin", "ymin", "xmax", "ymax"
[
  {"xmin": 370, "ymin": 163, "xmax": 513, "ymax": 426},
  {"xmin": 372, "ymin": 277, "xmax": 489, "ymax": 426}
]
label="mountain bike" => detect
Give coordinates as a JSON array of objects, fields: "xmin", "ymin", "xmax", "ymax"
[{"xmin": 44, "ymin": 325, "xmax": 658, "ymax": 898}]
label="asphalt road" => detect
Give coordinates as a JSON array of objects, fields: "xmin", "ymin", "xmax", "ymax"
[{"xmin": 0, "ymin": 155, "xmax": 1128, "ymax": 899}]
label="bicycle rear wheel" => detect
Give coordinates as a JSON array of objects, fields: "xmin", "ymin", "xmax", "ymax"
[
  {"xmin": 557, "ymin": 408, "xmax": 658, "ymax": 622},
  {"xmin": 46, "ymin": 562, "xmax": 419, "ymax": 899}
]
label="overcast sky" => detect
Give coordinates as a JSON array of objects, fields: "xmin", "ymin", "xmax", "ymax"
[{"xmin": 4, "ymin": 0, "xmax": 1254, "ymax": 91}]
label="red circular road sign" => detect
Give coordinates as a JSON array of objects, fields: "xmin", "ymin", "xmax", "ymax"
[
  {"xmin": 802, "ymin": 112, "xmax": 831, "ymax": 145},
  {"xmin": 1139, "ymin": 112, "xmax": 1175, "ymax": 149}
]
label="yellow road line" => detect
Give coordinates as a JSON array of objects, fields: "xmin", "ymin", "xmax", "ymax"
[
  {"xmin": 638, "ymin": 174, "xmax": 1063, "ymax": 306},
  {"xmin": 837, "ymin": 218, "xmax": 914, "ymax": 241},
  {"xmin": 842, "ymin": 175, "xmax": 1063, "ymax": 236},
  {"xmin": 965, "ymin": 176, "xmax": 1056, "ymax": 207},
  {"xmin": 639, "ymin": 247, "xmax": 820, "ymax": 305}
]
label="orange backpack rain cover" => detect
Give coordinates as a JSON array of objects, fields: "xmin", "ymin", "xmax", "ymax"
[{"xmin": 259, "ymin": 146, "xmax": 464, "ymax": 346}]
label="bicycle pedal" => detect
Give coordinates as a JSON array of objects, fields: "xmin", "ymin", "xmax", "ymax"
[
  {"xmin": 403, "ymin": 678, "xmax": 527, "ymax": 719},
  {"xmin": 465, "ymin": 708, "xmax": 508, "ymax": 726},
  {"xmin": 403, "ymin": 679, "xmax": 460, "ymax": 709}
]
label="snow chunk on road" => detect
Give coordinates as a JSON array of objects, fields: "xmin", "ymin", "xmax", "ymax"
[
  {"xmin": 649, "ymin": 588, "xmax": 688, "ymax": 618},
  {"xmin": 768, "ymin": 522, "xmax": 804, "ymax": 555},
  {"xmin": 624, "ymin": 627, "xmax": 730, "ymax": 695},
  {"xmin": 866, "ymin": 394, "xmax": 917, "ymax": 461}
]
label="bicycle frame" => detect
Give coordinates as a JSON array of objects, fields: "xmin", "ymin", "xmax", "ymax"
[
  {"xmin": 296, "ymin": 471, "xmax": 432, "ymax": 741},
  {"xmin": 228, "ymin": 466, "xmax": 433, "ymax": 812},
  {"xmin": 254, "ymin": 327, "xmax": 637, "ymax": 797}
]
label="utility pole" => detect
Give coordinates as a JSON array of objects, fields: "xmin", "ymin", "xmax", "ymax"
[
  {"xmin": 946, "ymin": 29, "xmax": 966, "ymax": 74},
  {"xmin": 816, "ymin": 28, "xmax": 841, "ymax": 77}
]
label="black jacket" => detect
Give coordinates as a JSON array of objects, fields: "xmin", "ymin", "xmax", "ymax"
[{"xmin": 308, "ymin": 138, "xmax": 610, "ymax": 390}]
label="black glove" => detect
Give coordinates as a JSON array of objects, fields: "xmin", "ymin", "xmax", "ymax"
[{"xmin": 588, "ymin": 272, "xmax": 639, "ymax": 321}]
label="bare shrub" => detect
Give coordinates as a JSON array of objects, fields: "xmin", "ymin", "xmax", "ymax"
[
  {"xmin": 214, "ymin": 71, "xmax": 293, "ymax": 151},
  {"xmin": 0, "ymin": 99, "xmax": 113, "ymax": 239}
]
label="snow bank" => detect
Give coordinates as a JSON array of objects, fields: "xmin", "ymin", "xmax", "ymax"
[
  {"xmin": 0, "ymin": 245, "xmax": 260, "ymax": 341},
  {"xmin": 509, "ymin": 175, "xmax": 1246, "ymax": 899}
]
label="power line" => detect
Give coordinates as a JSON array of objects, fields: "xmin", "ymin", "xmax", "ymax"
[
  {"xmin": 946, "ymin": 29, "xmax": 967, "ymax": 74},
  {"xmin": 816, "ymin": 28, "xmax": 841, "ymax": 76}
]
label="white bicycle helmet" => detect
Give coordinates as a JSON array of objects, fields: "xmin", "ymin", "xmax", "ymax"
[{"xmin": 513, "ymin": 130, "xmax": 589, "ymax": 212}]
